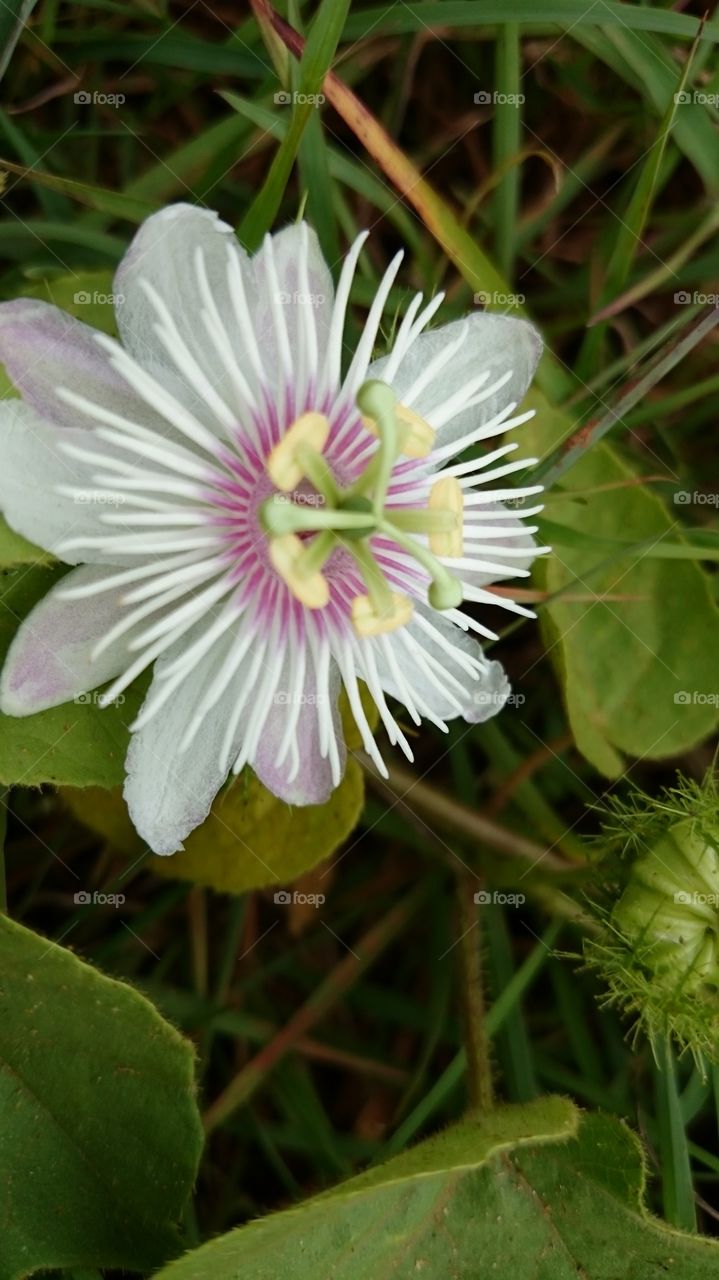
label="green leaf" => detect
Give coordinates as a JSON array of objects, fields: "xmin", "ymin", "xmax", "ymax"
[
  {"xmin": 64, "ymin": 760, "xmax": 365, "ymax": 895},
  {"xmin": 0, "ymin": 1, "xmax": 36, "ymax": 84},
  {"xmin": 152, "ymin": 1097, "xmax": 576, "ymax": 1278},
  {"xmin": 238, "ymin": 0, "xmax": 351, "ymax": 248},
  {"xmin": 341, "ymin": 3, "xmax": 719, "ymax": 41},
  {"xmin": 0, "ymin": 158, "xmax": 157, "ymax": 222},
  {"xmin": 655, "ymin": 1038, "xmax": 697, "ymax": 1231},
  {"xmin": 529, "ymin": 415, "xmax": 719, "ymax": 774},
  {"xmin": 0, "ymin": 914, "xmax": 203, "ymax": 1279},
  {"xmin": 0, "ymin": 515, "xmax": 48, "ymax": 568},
  {"xmin": 151, "ymin": 1102, "xmax": 719, "ymax": 1279},
  {"xmin": 155, "ymin": 761, "xmax": 365, "ymax": 894},
  {"xmin": 17, "ymin": 270, "xmax": 119, "ymax": 333},
  {"xmin": 0, "ymin": 566, "xmax": 139, "ymax": 787},
  {"xmin": 220, "ymin": 92, "xmax": 426, "ymax": 257}
]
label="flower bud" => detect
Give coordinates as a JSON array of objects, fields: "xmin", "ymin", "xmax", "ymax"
[{"xmin": 583, "ymin": 777, "xmax": 719, "ymax": 1064}]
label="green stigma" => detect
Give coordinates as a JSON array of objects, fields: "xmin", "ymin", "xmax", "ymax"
[{"xmin": 260, "ymin": 380, "xmax": 464, "ymax": 625}]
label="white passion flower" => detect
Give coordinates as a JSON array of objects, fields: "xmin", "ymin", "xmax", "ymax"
[{"xmin": 0, "ymin": 206, "xmax": 547, "ymax": 855}]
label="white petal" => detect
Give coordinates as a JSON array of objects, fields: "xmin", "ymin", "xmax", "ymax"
[
  {"xmin": 377, "ymin": 607, "xmax": 507, "ymax": 724},
  {"xmin": 368, "ymin": 312, "xmax": 542, "ymax": 449},
  {"xmin": 0, "ymin": 400, "xmax": 133, "ymax": 563},
  {"xmin": 114, "ymin": 203, "xmax": 247, "ymax": 389},
  {"xmin": 463, "ymin": 658, "xmax": 513, "ymax": 723},
  {"xmin": 460, "ymin": 499, "xmax": 539, "ymax": 588},
  {"xmin": 250, "ymin": 223, "xmax": 334, "ymax": 400},
  {"xmin": 123, "ymin": 637, "xmax": 249, "ymax": 855},
  {"xmin": 0, "ymin": 564, "xmax": 136, "ymax": 715}
]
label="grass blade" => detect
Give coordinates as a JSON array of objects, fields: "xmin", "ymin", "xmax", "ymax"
[{"xmin": 240, "ymin": 0, "xmax": 351, "ymax": 249}]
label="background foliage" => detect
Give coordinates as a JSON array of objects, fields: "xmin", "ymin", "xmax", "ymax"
[{"xmin": 1, "ymin": 1, "xmax": 719, "ymax": 1276}]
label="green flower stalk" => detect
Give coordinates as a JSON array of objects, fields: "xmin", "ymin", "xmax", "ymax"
[{"xmin": 583, "ymin": 772, "xmax": 719, "ymax": 1064}]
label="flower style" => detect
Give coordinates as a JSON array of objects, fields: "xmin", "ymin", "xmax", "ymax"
[{"xmin": 0, "ymin": 206, "xmax": 546, "ymax": 854}]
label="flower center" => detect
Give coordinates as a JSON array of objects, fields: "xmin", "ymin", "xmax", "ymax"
[{"xmin": 259, "ymin": 380, "xmax": 465, "ymax": 635}]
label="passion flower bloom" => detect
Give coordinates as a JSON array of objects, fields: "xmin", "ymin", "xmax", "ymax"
[{"xmin": 0, "ymin": 206, "xmax": 545, "ymax": 854}]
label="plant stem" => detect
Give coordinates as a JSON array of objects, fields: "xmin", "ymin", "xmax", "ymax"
[
  {"xmin": 202, "ymin": 884, "xmax": 426, "ymax": 1133},
  {"xmin": 363, "ymin": 756, "xmax": 576, "ymax": 871},
  {"xmin": 456, "ymin": 870, "xmax": 493, "ymax": 1113}
]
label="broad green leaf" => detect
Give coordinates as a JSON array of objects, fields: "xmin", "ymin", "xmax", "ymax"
[
  {"xmin": 514, "ymin": 1112, "xmax": 719, "ymax": 1277},
  {"xmin": 0, "ymin": 914, "xmax": 203, "ymax": 1280},
  {"xmin": 527, "ymin": 401, "xmax": 719, "ymax": 775},
  {"xmin": 0, "ymin": 566, "xmax": 139, "ymax": 787},
  {"xmin": 152, "ymin": 1097, "xmax": 577, "ymax": 1279},
  {"xmin": 0, "ymin": 515, "xmax": 48, "ymax": 568},
  {"xmin": 152, "ymin": 1101, "xmax": 719, "ymax": 1279},
  {"xmin": 155, "ymin": 761, "xmax": 365, "ymax": 893},
  {"xmin": 18, "ymin": 271, "xmax": 119, "ymax": 333},
  {"xmin": 64, "ymin": 759, "xmax": 365, "ymax": 895}
]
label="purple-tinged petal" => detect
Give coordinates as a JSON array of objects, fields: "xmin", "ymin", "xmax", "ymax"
[
  {"xmin": 0, "ymin": 298, "xmax": 149, "ymax": 430},
  {"xmin": 0, "ymin": 564, "xmax": 133, "ymax": 716},
  {"xmin": 251, "ymin": 650, "xmax": 345, "ymax": 806}
]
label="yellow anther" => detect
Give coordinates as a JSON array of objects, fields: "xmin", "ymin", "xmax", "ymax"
[
  {"xmin": 269, "ymin": 533, "xmax": 329, "ymax": 609},
  {"xmin": 267, "ymin": 412, "xmax": 330, "ymax": 492},
  {"xmin": 351, "ymin": 591, "xmax": 414, "ymax": 637},
  {"xmin": 362, "ymin": 402, "xmax": 435, "ymax": 459},
  {"xmin": 395, "ymin": 404, "xmax": 435, "ymax": 457},
  {"xmin": 428, "ymin": 476, "xmax": 464, "ymax": 558}
]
